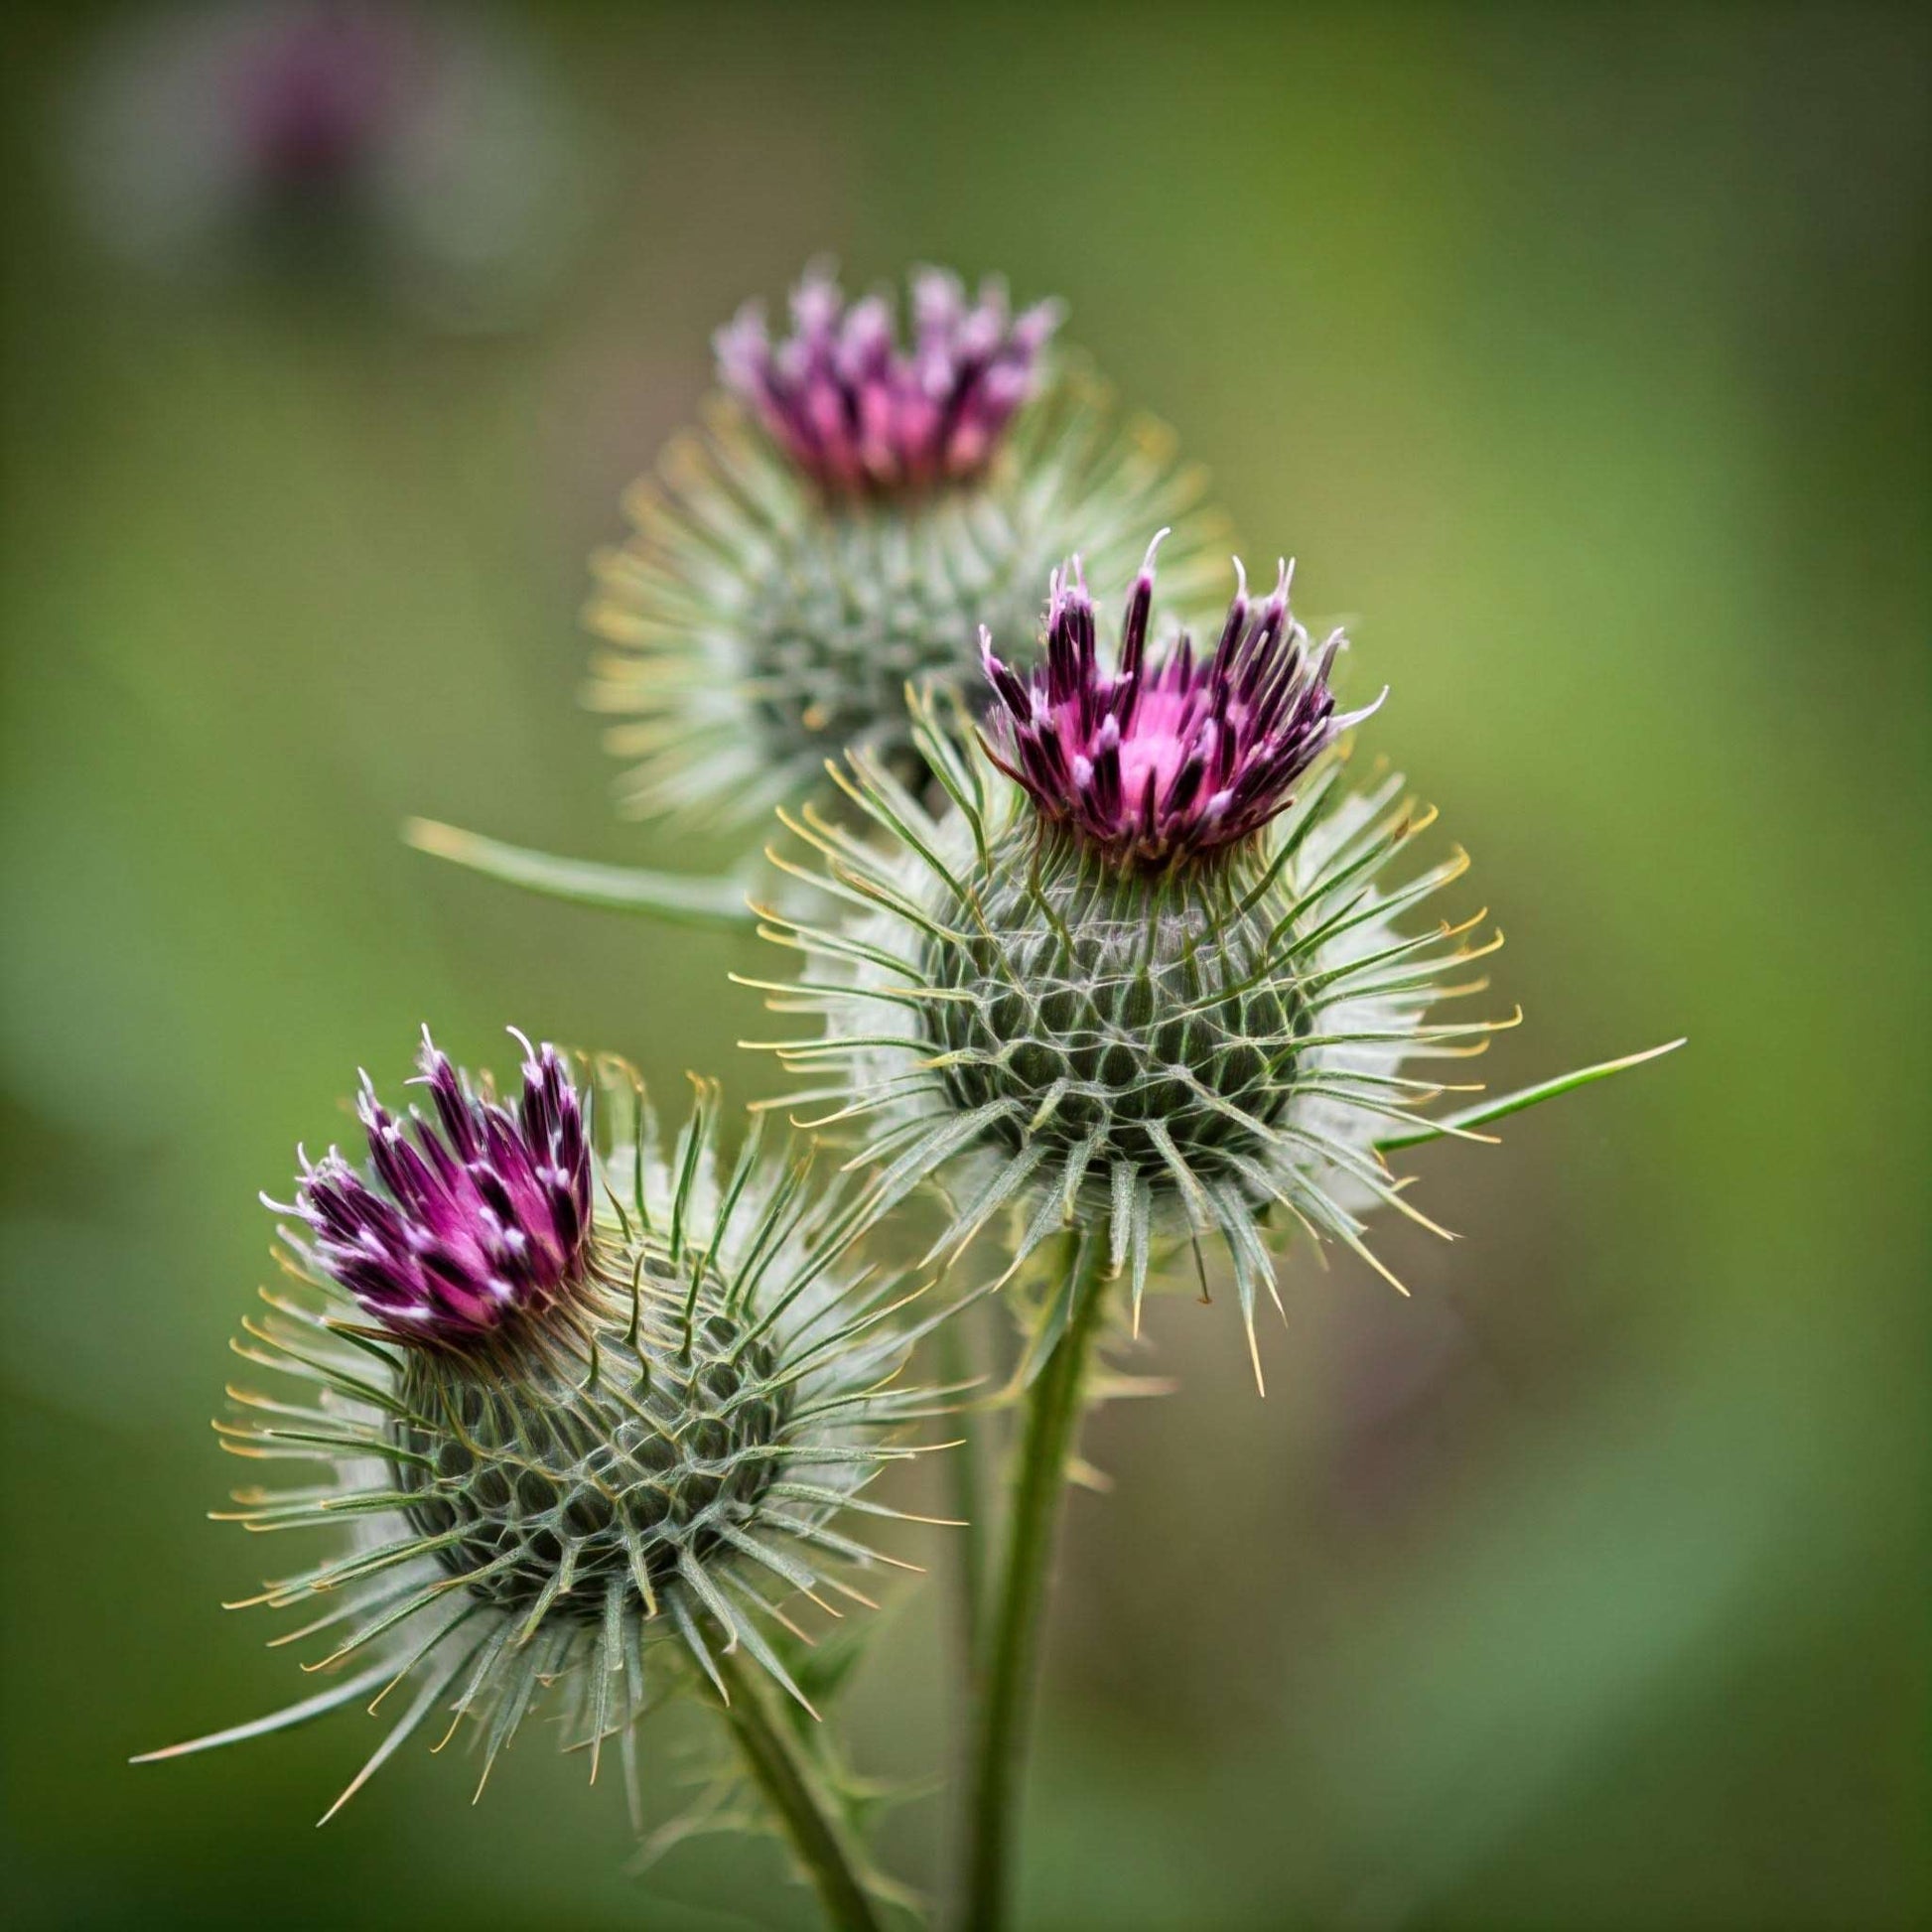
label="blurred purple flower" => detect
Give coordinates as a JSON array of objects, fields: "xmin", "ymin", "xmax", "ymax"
[
  {"xmin": 226, "ymin": 6, "xmax": 415, "ymax": 188},
  {"xmin": 68, "ymin": 3, "xmax": 583, "ymax": 328},
  {"xmin": 981, "ymin": 534, "xmax": 1385, "ymax": 868},
  {"xmin": 271, "ymin": 1029, "xmax": 591, "ymax": 1340},
  {"xmin": 714, "ymin": 261, "xmax": 1063, "ymax": 494}
]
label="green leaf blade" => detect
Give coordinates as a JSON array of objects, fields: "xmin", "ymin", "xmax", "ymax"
[
  {"xmin": 1375, "ymin": 1037, "xmax": 1687, "ymax": 1152},
  {"xmin": 403, "ymin": 819, "xmax": 759, "ymax": 932}
]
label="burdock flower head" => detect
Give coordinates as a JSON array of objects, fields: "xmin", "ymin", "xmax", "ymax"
[
  {"xmin": 137, "ymin": 1028, "xmax": 948, "ymax": 1829},
  {"xmin": 584, "ymin": 261, "xmax": 1225, "ymax": 822},
  {"xmin": 753, "ymin": 541, "xmax": 1506, "ymax": 1386}
]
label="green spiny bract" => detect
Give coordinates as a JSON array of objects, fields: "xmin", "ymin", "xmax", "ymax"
[
  {"xmin": 137, "ymin": 1047, "xmax": 948, "ymax": 1842},
  {"xmin": 925, "ymin": 820, "xmax": 1312, "ymax": 1179},
  {"xmin": 750, "ymin": 686, "xmax": 1510, "ymax": 1389},
  {"xmin": 584, "ymin": 366, "xmax": 1224, "ymax": 823},
  {"xmin": 385, "ymin": 1275, "xmax": 790, "ymax": 1629}
]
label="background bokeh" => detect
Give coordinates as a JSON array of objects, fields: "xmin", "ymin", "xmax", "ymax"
[{"xmin": 4, "ymin": 4, "xmax": 1927, "ymax": 1927}]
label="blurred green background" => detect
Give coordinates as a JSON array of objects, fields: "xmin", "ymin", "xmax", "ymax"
[{"xmin": 3, "ymin": 4, "xmax": 1927, "ymax": 1927}]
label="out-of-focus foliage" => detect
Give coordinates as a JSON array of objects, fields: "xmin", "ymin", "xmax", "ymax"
[{"xmin": 2, "ymin": 4, "xmax": 1925, "ymax": 1927}]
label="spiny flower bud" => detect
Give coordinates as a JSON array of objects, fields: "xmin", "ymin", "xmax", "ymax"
[
  {"xmin": 138, "ymin": 1034, "xmax": 951, "ymax": 1827},
  {"xmin": 751, "ymin": 552, "xmax": 1507, "ymax": 1387},
  {"xmin": 585, "ymin": 261, "xmax": 1224, "ymax": 823}
]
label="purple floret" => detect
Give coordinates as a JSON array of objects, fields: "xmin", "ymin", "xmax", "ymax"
[
  {"xmin": 981, "ymin": 535, "xmax": 1385, "ymax": 868},
  {"xmin": 714, "ymin": 262, "xmax": 1061, "ymax": 496},
  {"xmin": 272, "ymin": 1028, "xmax": 592, "ymax": 1340}
]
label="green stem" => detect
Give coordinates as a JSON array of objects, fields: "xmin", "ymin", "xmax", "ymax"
[
  {"xmin": 957, "ymin": 1226, "xmax": 1111, "ymax": 1932},
  {"xmin": 717, "ymin": 1648, "xmax": 884, "ymax": 1932}
]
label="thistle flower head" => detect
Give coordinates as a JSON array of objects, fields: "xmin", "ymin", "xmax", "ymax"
[
  {"xmin": 754, "ymin": 558, "xmax": 1508, "ymax": 1386},
  {"xmin": 279, "ymin": 1029, "xmax": 590, "ymax": 1339},
  {"xmin": 715, "ymin": 262, "xmax": 1062, "ymax": 496},
  {"xmin": 143, "ymin": 1039, "xmax": 951, "ymax": 1836},
  {"xmin": 982, "ymin": 538, "xmax": 1384, "ymax": 869},
  {"xmin": 586, "ymin": 263, "xmax": 1223, "ymax": 823}
]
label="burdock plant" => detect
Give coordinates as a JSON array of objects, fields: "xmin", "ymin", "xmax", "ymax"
[
  {"xmin": 751, "ymin": 540, "xmax": 1681, "ymax": 1926},
  {"xmin": 408, "ymin": 262, "xmax": 1223, "ymax": 928},
  {"xmin": 143, "ymin": 244, "xmax": 1680, "ymax": 1931},
  {"xmin": 137, "ymin": 1029, "xmax": 954, "ymax": 1929}
]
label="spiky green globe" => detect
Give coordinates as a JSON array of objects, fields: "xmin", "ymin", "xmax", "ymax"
[
  {"xmin": 926, "ymin": 825, "xmax": 1311, "ymax": 1181},
  {"xmin": 392, "ymin": 1265, "xmax": 788, "ymax": 1620},
  {"xmin": 753, "ymin": 691, "xmax": 1522, "ymax": 1383}
]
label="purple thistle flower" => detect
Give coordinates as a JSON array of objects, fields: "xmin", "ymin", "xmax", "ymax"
[
  {"xmin": 714, "ymin": 261, "xmax": 1063, "ymax": 496},
  {"xmin": 270, "ymin": 1028, "xmax": 592, "ymax": 1341},
  {"xmin": 69, "ymin": 5, "xmax": 581, "ymax": 330},
  {"xmin": 981, "ymin": 533, "xmax": 1386, "ymax": 868}
]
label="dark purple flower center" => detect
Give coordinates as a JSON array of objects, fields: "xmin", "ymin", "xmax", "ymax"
[
  {"xmin": 714, "ymin": 263, "xmax": 1061, "ymax": 496},
  {"xmin": 981, "ymin": 535, "xmax": 1385, "ymax": 868},
  {"xmin": 272, "ymin": 1029, "xmax": 592, "ymax": 1340}
]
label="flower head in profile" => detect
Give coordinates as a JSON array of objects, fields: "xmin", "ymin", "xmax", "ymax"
[
  {"xmin": 756, "ymin": 537, "xmax": 1675, "ymax": 1382},
  {"xmin": 752, "ymin": 545, "xmax": 1509, "ymax": 1385},
  {"xmin": 141, "ymin": 1035, "xmax": 950, "ymax": 1867},
  {"xmin": 281, "ymin": 1029, "xmax": 590, "ymax": 1338},
  {"xmin": 981, "ymin": 534, "xmax": 1384, "ymax": 869},
  {"xmin": 715, "ymin": 262, "xmax": 1062, "ymax": 496}
]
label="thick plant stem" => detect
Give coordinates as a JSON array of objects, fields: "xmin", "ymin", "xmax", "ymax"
[
  {"xmin": 957, "ymin": 1226, "xmax": 1111, "ymax": 1931},
  {"xmin": 717, "ymin": 1648, "xmax": 884, "ymax": 1932}
]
